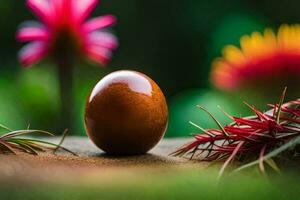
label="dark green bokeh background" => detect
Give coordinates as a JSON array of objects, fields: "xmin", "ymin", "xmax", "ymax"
[{"xmin": 1, "ymin": 0, "xmax": 300, "ymax": 136}]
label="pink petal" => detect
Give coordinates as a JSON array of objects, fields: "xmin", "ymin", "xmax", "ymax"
[
  {"xmin": 27, "ymin": 0, "xmax": 53, "ymax": 24},
  {"xmin": 73, "ymin": 0, "xmax": 99, "ymax": 23},
  {"xmin": 18, "ymin": 42, "xmax": 48, "ymax": 67},
  {"xmin": 85, "ymin": 45, "xmax": 112, "ymax": 65},
  {"xmin": 86, "ymin": 31, "xmax": 118, "ymax": 49},
  {"xmin": 16, "ymin": 26, "xmax": 49, "ymax": 42},
  {"xmin": 51, "ymin": 0, "xmax": 71, "ymax": 22},
  {"xmin": 83, "ymin": 15, "xmax": 117, "ymax": 33}
]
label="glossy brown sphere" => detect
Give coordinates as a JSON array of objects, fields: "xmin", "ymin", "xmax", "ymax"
[{"xmin": 84, "ymin": 70, "xmax": 168, "ymax": 155}]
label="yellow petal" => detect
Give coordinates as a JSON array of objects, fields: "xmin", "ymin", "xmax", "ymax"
[
  {"xmin": 222, "ymin": 45, "xmax": 245, "ymax": 66},
  {"xmin": 278, "ymin": 24, "xmax": 292, "ymax": 50},
  {"xmin": 263, "ymin": 28, "xmax": 277, "ymax": 52}
]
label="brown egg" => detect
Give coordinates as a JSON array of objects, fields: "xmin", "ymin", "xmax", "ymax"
[{"xmin": 84, "ymin": 70, "xmax": 168, "ymax": 155}]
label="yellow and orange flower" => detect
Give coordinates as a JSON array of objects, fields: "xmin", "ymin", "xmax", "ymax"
[{"xmin": 211, "ymin": 24, "xmax": 300, "ymax": 91}]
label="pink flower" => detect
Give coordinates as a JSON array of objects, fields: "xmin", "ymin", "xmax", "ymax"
[{"xmin": 17, "ymin": 0, "xmax": 118, "ymax": 67}]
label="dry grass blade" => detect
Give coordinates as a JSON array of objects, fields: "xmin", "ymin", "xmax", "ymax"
[
  {"xmin": 0, "ymin": 124, "xmax": 76, "ymax": 156},
  {"xmin": 217, "ymin": 105, "xmax": 234, "ymax": 120},
  {"xmin": 197, "ymin": 105, "xmax": 229, "ymax": 136},
  {"xmin": 0, "ymin": 140, "xmax": 17, "ymax": 154},
  {"xmin": 19, "ymin": 138, "xmax": 77, "ymax": 156},
  {"xmin": 275, "ymin": 87, "xmax": 287, "ymax": 123},
  {"xmin": 0, "ymin": 124, "xmax": 12, "ymax": 131},
  {"xmin": 189, "ymin": 121, "xmax": 214, "ymax": 137},
  {"xmin": 233, "ymin": 135, "xmax": 300, "ymax": 173},
  {"xmin": 265, "ymin": 158, "xmax": 280, "ymax": 173},
  {"xmin": 218, "ymin": 141, "xmax": 244, "ymax": 180},
  {"xmin": 10, "ymin": 140, "xmax": 39, "ymax": 155},
  {"xmin": 53, "ymin": 129, "xmax": 68, "ymax": 154},
  {"xmin": 259, "ymin": 145, "xmax": 267, "ymax": 174},
  {"xmin": 0, "ymin": 130, "xmax": 54, "ymax": 140}
]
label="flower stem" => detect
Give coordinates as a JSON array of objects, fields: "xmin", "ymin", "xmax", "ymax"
[{"xmin": 57, "ymin": 59, "xmax": 74, "ymax": 133}]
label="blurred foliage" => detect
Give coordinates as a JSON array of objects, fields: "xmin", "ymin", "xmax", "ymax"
[
  {"xmin": 0, "ymin": 72, "xmax": 24, "ymax": 130},
  {"xmin": 209, "ymin": 13, "xmax": 266, "ymax": 62},
  {"xmin": 17, "ymin": 66, "xmax": 60, "ymax": 130},
  {"xmin": 73, "ymin": 65, "xmax": 111, "ymax": 135},
  {"xmin": 166, "ymin": 89, "xmax": 250, "ymax": 137},
  {"xmin": 0, "ymin": 64, "xmax": 111, "ymax": 134},
  {"xmin": 1, "ymin": 169, "xmax": 300, "ymax": 200},
  {"xmin": 0, "ymin": 0, "xmax": 300, "ymax": 136}
]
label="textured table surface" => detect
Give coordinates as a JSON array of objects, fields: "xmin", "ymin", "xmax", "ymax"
[
  {"xmin": 59, "ymin": 136, "xmax": 191, "ymax": 157},
  {"xmin": 0, "ymin": 137, "xmax": 208, "ymax": 184}
]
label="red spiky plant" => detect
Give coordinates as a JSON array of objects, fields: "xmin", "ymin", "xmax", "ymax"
[{"xmin": 171, "ymin": 88, "xmax": 300, "ymax": 177}]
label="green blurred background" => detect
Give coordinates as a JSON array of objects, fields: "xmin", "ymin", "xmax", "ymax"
[{"xmin": 1, "ymin": 0, "xmax": 300, "ymax": 137}]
